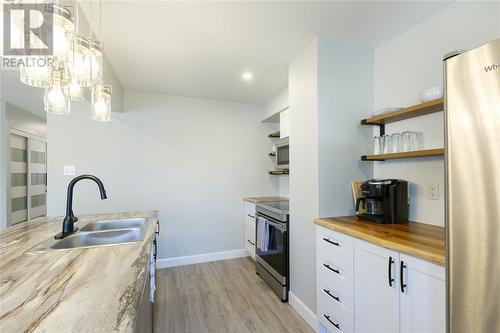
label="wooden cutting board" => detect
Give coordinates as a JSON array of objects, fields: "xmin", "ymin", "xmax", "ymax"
[{"xmin": 351, "ymin": 181, "xmax": 366, "ymax": 214}]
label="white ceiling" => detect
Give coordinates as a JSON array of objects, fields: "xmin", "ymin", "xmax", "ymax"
[{"xmin": 85, "ymin": 1, "xmax": 451, "ymax": 105}]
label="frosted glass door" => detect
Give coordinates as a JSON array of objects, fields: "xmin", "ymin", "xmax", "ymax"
[
  {"xmin": 28, "ymin": 138, "xmax": 47, "ymax": 219},
  {"xmin": 9, "ymin": 133, "xmax": 47, "ymax": 225},
  {"xmin": 10, "ymin": 134, "xmax": 28, "ymax": 224}
]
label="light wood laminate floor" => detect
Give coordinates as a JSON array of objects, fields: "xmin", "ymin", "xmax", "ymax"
[{"xmin": 153, "ymin": 257, "xmax": 314, "ymax": 333}]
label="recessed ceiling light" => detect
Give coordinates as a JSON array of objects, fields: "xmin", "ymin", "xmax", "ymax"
[{"xmin": 242, "ymin": 72, "xmax": 253, "ymax": 82}]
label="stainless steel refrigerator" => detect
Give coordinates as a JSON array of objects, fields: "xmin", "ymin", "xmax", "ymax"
[{"xmin": 444, "ymin": 38, "xmax": 500, "ymax": 333}]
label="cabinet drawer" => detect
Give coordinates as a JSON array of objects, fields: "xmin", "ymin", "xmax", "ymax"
[
  {"xmin": 318, "ymin": 276, "xmax": 354, "ymax": 324},
  {"xmin": 318, "ymin": 250, "xmax": 354, "ymax": 293},
  {"xmin": 245, "ymin": 239, "xmax": 255, "ymax": 260},
  {"xmin": 245, "ymin": 202, "xmax": 256, "ymax": 218},
  {"xmin": 245, "ymin": 218, "xmax": 256, "ymax": 243},
  {"xmin": 318, "ymin": 296, "xmax": 354, "ymax": 333},
  {"xmin": 317, "ymin": 226, "xmax": 354, "ymax": 267}
]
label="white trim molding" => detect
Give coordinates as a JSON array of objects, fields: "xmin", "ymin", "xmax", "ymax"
[
  {"xmin": 156, "ymin": 249, "xmax": 248, "ymax": 269},
  {"xmin": 289, "ymin": 291, "xmax": 318, "ymax": 331}
]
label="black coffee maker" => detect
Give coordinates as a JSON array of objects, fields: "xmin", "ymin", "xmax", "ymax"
[{"xmin": 356, "ymin": 179, "xmax": 409, "ymax": 224}]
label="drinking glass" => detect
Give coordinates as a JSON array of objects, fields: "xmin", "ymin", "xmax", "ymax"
[
  {"xmin": 382, "ymin": 135, "xmax": 391, "ymax": 154},
  {"xmin": 391, "ymin": 133, "xmax": 401, "ymax": 153},
  {"xmin": 411, "ymin": 132, "xmax": 421, "ymax": 150},
  {"xmin": 402, "ymin": 131, "xmax": 413, "ymax": 152},
  {"xmin": 373, "ymin": 136, "xmax": 382, "ymax": 155}
]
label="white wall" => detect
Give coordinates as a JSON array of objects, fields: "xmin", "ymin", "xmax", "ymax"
[
  {"xmin": 289, "ymin": 39, "xmax": 319, "ymax": 313},
  {"xmin": 47, "ymin": 91, "xmax": 278, "ymax": 259},
  {"xmin": 289, "ymin": 38, "xmax": 373, "ymax": 314},
  {"xmin": 373, "ymin": 1, "xmax": 500, "ymax": 226},
  {"xmin": 262, "ymin": 87, "xmax": 289, "ymax": 122}
]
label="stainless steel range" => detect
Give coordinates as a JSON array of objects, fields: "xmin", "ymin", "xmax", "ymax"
[{"xmin": 255, "ymin": 200, "xmax": 289, "ymax": 302}]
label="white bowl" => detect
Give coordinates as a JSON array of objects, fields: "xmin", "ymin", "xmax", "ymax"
[{"xmin": 421, "ymin": 86, "xmax": 443, "ymax": 102}]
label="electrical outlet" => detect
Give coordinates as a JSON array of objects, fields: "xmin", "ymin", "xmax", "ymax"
[
  {"xmin": 64, "ymin": 165, "xmax": 76, "ymax": 176},
  {"xmin": 428, "ymin": 183, "xmax": 439, "ymax": 200}
]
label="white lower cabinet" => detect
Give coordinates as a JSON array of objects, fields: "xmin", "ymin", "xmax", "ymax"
[
  {"xmin": 354, "ymin": 241, "xmax": 400, "ymax": 333},
  {"xmin": 244, "ymin": 202, "xmax": 256, "ymax": 260},
  {"xmin": 316, "ymin": 226, "xmax": 445, "ymax": 333},
  {"xmin": 399, "ymin": 254, "xmax": 446, "ymax": 333}
]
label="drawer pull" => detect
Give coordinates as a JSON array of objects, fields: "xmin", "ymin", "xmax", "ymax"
[
  {"xmin": 323, "ymin": 314, "xmax": 340, "ymax": 330},
  {"xmin": 323, "ymin": 289, "xmax": 340, "ymax": 302},
  {"xmin": 323, "ymin": 264, "xmax": 340, "ymax": 275},
  {"xmin": 323, "ymin": 237, "xmax": 340, "ymax": 247},
  {"xmin": 247, "ymin": 239, "xmax": 255, "ymax": 246}
]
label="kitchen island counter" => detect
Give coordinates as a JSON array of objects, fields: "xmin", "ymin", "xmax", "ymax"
[{"xmin": 0, "ymin": 211, "xmax": 158, "ymax": 332}]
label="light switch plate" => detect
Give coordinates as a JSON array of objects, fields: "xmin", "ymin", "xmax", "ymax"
[
  {"xmin": 428, "ymin": 183, "xmax": 439, "ymax": 200},
  {"xmin": 64, "ymin": 165, "xmax": 76, "ymax": 176}
]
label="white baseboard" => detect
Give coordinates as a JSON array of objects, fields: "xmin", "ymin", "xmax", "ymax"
[
  {"xmin": 289, "ymin": 291, "xmax": 318, "ymax": 331},
  {"xmin": 156, "ymin": 249, "xmax": 248, "ymax": 269}
]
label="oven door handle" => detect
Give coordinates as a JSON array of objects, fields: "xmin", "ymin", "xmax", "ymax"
[{"xmin": 258, "ymin": 217, "xmax": 287, "ymax": 232}]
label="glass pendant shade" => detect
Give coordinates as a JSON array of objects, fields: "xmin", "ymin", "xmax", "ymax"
[
  {"xmin": 19, "ymin": 56, "xmax": 52, "ymax": 87},
  {"xmin": 44, "ymin": 69, "xmax": 70, "ymax": 114},
  {"xmin": 52, "ymin": 5, "xmax": 75, "ymax": 61},
  {"xmin": 91, "ymin": 85, "xmax": 112, "ymax": 121},
  {"xmin": 69, "ymin": 36, "xmax": 92, "ymax": 87},
  {"xmin": 90, "ymin": 41, "xmax": 104, "ymax": 85},
  {"xmin": 64, "ymin": 76, "xmax": 84, "ymax": 101}
]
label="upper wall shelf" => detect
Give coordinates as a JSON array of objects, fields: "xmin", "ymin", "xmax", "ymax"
[
  {"xmin": 268, "ymin": 131, "xmax": 280, "ymax": 138},
  {"xmin": 362, "ymin": 148, "xmax": 444, "ymax": 161},
  {"xmin": 361, "ymin": 98, "xmax": 444, "ymax": 126},
  {"xmin": 361, "ymin": 98, "xmax": 444, "ymax": 136}
]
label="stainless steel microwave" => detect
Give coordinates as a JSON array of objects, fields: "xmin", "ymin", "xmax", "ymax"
[{"xmin": 275, "ymin": 138, "xmax": 289, "ymax": 169}]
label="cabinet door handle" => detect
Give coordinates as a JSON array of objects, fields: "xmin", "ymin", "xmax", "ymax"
[
  {"xmin": 247, "ymin": 239, "xmax": 255, "ymax": 246},
  {"xmin": 247, "ymin": 214, "xmax": 255, "ymax": 219},
  {"xmin": 323, "ymin": 264, "xmax": 340, "ymax": 275},
  {"xmin": 323, "ymin": 289, "xmax": 340, "ymax": 302},
  {"xmin": 323, "ymin": 237, "xmax": 340, "ymax": 247},
  {"xmin": 323, "ymin": 314, "xmax": 340, "ymax": 330},
  {"xmin": 400, "ymin": 260, "xmax": 407, "ymax": 293},
  {"xmin": 155, "ymin": 219, "xmax": 160, "ymax": 235},
  {"xmin": 153, "ymin": 239, "xmax": 157, "ymax": 261},
  {"xmin": 388, "ymin": 256, "xmax": 395, "ymax": 287}
]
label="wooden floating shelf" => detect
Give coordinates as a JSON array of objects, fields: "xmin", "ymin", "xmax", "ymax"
[
  {"xmin": 362, "ymin": 98, "xmax": 444, "ymax": 125},
  {"xmin": 269, "ymin": 170, "xmax": 289, "ymax": 175},
  {"xmin": 268, "ymin": 131, "xmax": 280, "ymax": 138},
  {"xmin": 362, "ymin": 148, "xmax": 444, "ymax": 161}
]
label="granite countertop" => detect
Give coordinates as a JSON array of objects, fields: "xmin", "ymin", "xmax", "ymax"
[
  {"xmin": 243, "ymin": 196, "xmax": 288, "ymax": 204},
  {"xmin": 0, "ymin": 211, "xmax": 158, "ymax": 332},
  {"xmin": 315, "ymin": 216, "xmax": 445, "ymax": 266}
]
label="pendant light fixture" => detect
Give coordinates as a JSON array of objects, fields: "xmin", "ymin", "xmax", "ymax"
[
  {"xmin": 21, "ymin": 3, "xmax": 74, "ymax": 87},
  {"xmin": 44, "ymin": 68, "xmax": 70, "ymax": 114},
  {"xmin": 90, "ymin": 40, "xmax": 103, "ymax": 85},
  {"xmin": 15, "ymin": 0, "xmax": 112, "ymax": 121},
  {"xmin": 91, "ymin": 85, "xmax": 112, "ymax": 121},
  {"xmin": 90, "ymin": 0, "xmax": 112, "ymax": 121},
  {"xmin": 51, "ymin": 5, "xmax": 75, "ymax": 61},
  {"xmin": 70, "ymin": 36, "xmax": 92, "ymax": 87}
]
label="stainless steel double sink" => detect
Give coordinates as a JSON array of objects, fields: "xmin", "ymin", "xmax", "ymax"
[{"xmin": 29, "ymin": 217, "xmax": 150, "ymax": 253}]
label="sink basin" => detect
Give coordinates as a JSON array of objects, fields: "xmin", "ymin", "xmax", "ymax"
[
  {"xmin": 80, "ymin": 217, "xmax": 147, "ymax": 231},
  {"xmin": 49, "ymin": 228, "xmax": 144, "ymax": 250},
  {"xmin": 28, "ymin": 217, "xmax": 150, "ymax": 253}
]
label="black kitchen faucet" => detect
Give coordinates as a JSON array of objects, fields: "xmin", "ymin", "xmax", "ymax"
[{"xmin": 55, "ymin": 175, "xmax": 107, "ymax": 239}]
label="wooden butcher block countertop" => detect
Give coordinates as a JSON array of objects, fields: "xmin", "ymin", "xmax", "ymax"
[
  {"xmin": 244, "ymin": 196, "xmax": 288, "ymax": 203},
  {"xmin": 315, "ymin": 216, "xmax": 445, "ymax": 266}
]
